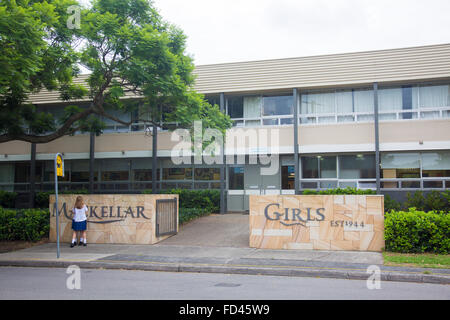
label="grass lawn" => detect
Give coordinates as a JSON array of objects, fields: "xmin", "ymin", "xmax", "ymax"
[{"xmin": 383, "ymin": 251, "xmax": 450, "ymax": 269}]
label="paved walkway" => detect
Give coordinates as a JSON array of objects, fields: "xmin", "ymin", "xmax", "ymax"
[
  {"xmin": 161, "ymin": 213, "xmax": 250, "ymax": 247},
  {"xmin": 0, "ymin": 214, "xmax": 448, "ymax": 284}
]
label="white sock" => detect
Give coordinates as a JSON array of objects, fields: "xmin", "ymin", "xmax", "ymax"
[
  {"xmin": 72, "ymin": 239, "xmax": 76, "ymax": 243},
  {"xmin": 80, "ymin": 238, "xmax": 84, "ymax": 242},
  {"xmin": 83, "ymin": 238, "xmax": 87, "ymax": 244}
]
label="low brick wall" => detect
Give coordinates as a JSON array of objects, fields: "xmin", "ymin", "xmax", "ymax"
[
  {"xmin": 49, "ymin": 194, "xmax": 178, "ymax": 245},
  {"xmin": 249, "ymin": 195, "xmax": 384, "ymax": 252}
]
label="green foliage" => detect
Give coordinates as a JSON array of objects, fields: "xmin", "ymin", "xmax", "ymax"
[
  {"xmin": 0, "ymin": 191, "xmax": 17, "ymax": 208},
  {"xmin": 143, "ymin": 189, "xmax": 220, "ymax": 213},
  {"xmin": 384, "ymin": 209, "xmax": 449, "ymax": 254},
  {"xmin": 0, "ymin": 208, "xmax": 50, "ymax": 241},
  {"xmin": 384, "ymin": 194, "xmax": 402, "ymax": 213},
  {"xmin": 302, "ymin": 187, "xmax": 376, "ymax": 195},
  {"xmin": 179, "ymin": 207, "xmax": 210, "ymax": 225},
  {"xmin": 35, "ymin": 189, "xmax": 88, "ymax": 208},
  {"xmin": 405, "ymin": 191, "xmax": 450, "ymax": 212},
  {"xmin": 0, "ymin": 0, "xmax": 87, "ymax": 140}
]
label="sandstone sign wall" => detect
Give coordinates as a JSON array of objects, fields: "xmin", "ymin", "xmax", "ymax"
[
  {"xmin": 249, "ymin": 195, "xmax": 384, "ymax": 252},
  {"xmin": 49, "ymin": 194, "xmax": 178, "ymax": 245}
]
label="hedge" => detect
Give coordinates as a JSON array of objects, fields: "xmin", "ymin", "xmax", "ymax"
[
  {"xmin": 179, "ymin": 207, "xmax": 210, "ymax": 225},
  {"xmin": 143, "ymin": 189, "xmax": 220, "ymax": 213},
  {"xmin": 0, "ymin": 190, "xmax": 17, "ymax": 208},
  {"xmin": 385, "ymin": 208, "xmax": 449, "ymax": 254},
  {"xmin": 0, "ymin": 208, "xmax": 50, "ymax": 242}
]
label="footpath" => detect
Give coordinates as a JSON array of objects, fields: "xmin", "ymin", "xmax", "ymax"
[
  {"xmin": 1, "ymin": 214, "xmax": 449, "ymax": 284},
  {"xmin": 0, "ymin": 242, "xmax": 449, "ymax": 285}
]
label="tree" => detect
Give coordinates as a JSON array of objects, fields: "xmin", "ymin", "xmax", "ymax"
[
  {"xmin": 0, "ymin": 0, "xmax": 87, "ymax": 143},
  {"xmin": 0, "ymin": 0, "xmax": 232, "ymax": 143}
]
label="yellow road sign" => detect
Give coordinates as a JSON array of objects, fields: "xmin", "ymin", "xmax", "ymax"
[{"xmin": 56, "ymin": 154, "xmax": 64, "ymax": 177}]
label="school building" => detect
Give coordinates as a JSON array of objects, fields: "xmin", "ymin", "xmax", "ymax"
[{"xmin": 1, "ymin": 43, "xmax": 449, "ymax": 211}]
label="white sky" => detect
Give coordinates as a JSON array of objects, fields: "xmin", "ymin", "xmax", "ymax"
[{"xmin": 152, "ymin": 0, "xmax": 450, "ymax": 65}]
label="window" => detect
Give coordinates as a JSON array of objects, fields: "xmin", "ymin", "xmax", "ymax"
[
  {"xmin": 319, "ymin": 156, "xmax": 337, "ymax": 178},
  {"xmin": 282, "ymin": 166, "xmax": 294, "ymax": 189},
  {"xmin": 301, "ymin": 156, "xmax": 336, "ymax": 179},
  {"xmin": 422, "ymin": 151, "xmax": 450, "ymax": 177},
  {"xmin": 381, "ymin": 153, "xmax": 420, "ymax": 188},
  {"xmin": 227, "ymin": 96, "xmax": 243, "ymax": 118},
  {"xmin": 301, "ymin": 91, "xmax": 335, "ymax": 115},
  {"xmin": 339, "ymin": 154, "xmax": 375, "ymax": 179},
  {"xmin": 301, "ymin": 157, "xmax": 319, "ymax": 178},
  {"xmin": 162, "ymin": 168, "xmax": 192, "ymax": 180},
  {"xmin": 419, "ymin": 84, "xmax": 450, "ymax": 108},
  {"xmin": 194, "ymin": 168, "xmax": 220, "ymax": 180},
  {"xmin": 69, "ymin": 160, "xmax": 92, "ymax": 182},
  {"xmin": 100, "ymin": 159, "xmax": 129, "ymax": 181},
  {"xmin": 14, "ymin": 162, "xmax": 44, "ymax": 183},
  {"xmin": 262, "ymin": 95, "xmax": 293, "ymax": 116},
  {"xmin": 229, "ymin": 167, "xmax": 244, "ymax": 189}
]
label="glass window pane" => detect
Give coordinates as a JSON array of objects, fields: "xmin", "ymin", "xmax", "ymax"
[
  {"xmin": 282, "ymin": 166, "xmax": 295, "ymax": 189},
  {"xmin": 243, "ymin": 96, "xmax": 261, "ymax": 118},
  {"xmin": 101, "ymin": 159, "xmax": 129, "ymax": 181},
  {"xmin": 229, "ymin": 167, "xmax": 244, "ymax": 190},
  {"xmin": 419, "ymin": 84, "xmax": 450, "ymax": 108},
  {"xmin": 422, "ymin": 151, "xmax": 450, "ymax": 177},
  {"xmin": 301, "ymin": 91, "xmax": 335, "ymax": 114},
  {"xmin": 262, "ymin": 96, "xmax": 293, "ymax": 116},
  {"xmin": 227, "ymin": 96, "xmax": 244, "ymax": 118},
  {"xmin": 194, "ymin": 168, "xmax": 220, "ymax": 180},
  {"xmin": 379, "ymin": 87, "xmax": 403, "ymax": 111},
  {"xmin": 339, "ymin": 154, "xmax": 375, "ymax": 179},
  {"xmin": 336, "ymin": 90, "xmax": 353, "ymax": 114},
  {"xmin": 163, "ymin": 168, "xmax": 192, "ymax": 180},
  {"xmin": 354, "ymin": 89, "xmax": 374, "ymax": 113},
  {"xmin": 381, "ymin": 153, "xmax": 420, "ymax": 178},
  {"xmin": 301, "ymin": 157, "xmax": 318, "ymax": 178},
  {"xmin": 319, "ymin": 156, "xmax": 337, "ymax": 178}
]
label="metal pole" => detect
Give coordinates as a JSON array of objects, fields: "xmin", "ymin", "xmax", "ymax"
[
  {"xmin": 293, "ymin": 88, "xmax": 300, "ymax": 195},
  {"xmin": 29, "ymin": 143, "xmax": 36, "ymax": 208},
  {"xmin": 89, "ymin": 132, "xmax": 95, "ymax": 194},
  {"xmin": 374, "ymin": 83, "xmax": 381, "ymax": 194},
  {"xmin": 54, "ymin": 154, "xmax": 60, "ymax": 259},
  {"xmin": 152, "ymin": 122, "xmax": 158, "ymax": 194},
  {"xmin": 219, "ymin": 93, "xmax": 226, "ymax": 214}
]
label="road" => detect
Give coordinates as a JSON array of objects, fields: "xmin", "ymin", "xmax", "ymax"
[{"xmin": 0, "ymin": 266, "xmax": 448, "ymax": 300}]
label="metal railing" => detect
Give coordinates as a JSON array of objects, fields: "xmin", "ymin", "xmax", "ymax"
[{"xmin": 229, "ymin": 106, "xmax": 450, "ymax": 127}]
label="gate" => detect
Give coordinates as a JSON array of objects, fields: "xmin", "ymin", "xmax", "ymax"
[{"xmin": 156, "ymin": 198, "xmax": 178, "ymax": 237}]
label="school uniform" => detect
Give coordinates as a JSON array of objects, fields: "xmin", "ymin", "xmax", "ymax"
[{"xmin": 72, "ymin": 205, "xmax": 88, "ymax": 231}]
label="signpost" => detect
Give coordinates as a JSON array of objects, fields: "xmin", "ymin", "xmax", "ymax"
[{"xmin": 55, "ymin": 153, "xmax": 64, "ymax": 258}]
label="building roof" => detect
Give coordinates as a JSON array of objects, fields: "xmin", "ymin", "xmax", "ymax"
[{"xmin": 28, "ymin": 43, "xmax": 450, "ymax": 104}]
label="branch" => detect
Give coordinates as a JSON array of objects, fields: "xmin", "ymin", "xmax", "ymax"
[{"xmin": 0, "ymin": 108, "xmax": 94, "ymax": 144}]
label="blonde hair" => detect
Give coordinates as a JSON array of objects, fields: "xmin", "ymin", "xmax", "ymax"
[{"xmin": 74, "ymin": 196, "xmax": 84, "ymax": 210}]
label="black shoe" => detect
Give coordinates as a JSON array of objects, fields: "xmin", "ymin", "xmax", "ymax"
[
  {"xmin": 70, "ymin": 242, "xmax": 76, "ymax": 248},
  {"xmin": 78, "ymin": 241, "xmax": 83, "ymax": 246},
  {"xmin": 83, "ymin": 243, "xmax": 87, "ymax": 247}
]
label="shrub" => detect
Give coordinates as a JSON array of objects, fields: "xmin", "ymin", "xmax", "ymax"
[
  {"xmin": 384, "ymin": 208, "xmax": 449, "ymax": 254},
  {"xmin": 0, "ymin": 208, "xmax": 50, "ymax": 242},
  {"xmin": 0, "ymin": 190, "xmax": 17, "ymax": 208},
  {"xmin": 404, "ymin": 191, "xmax": 426, "ymax": 211},
  {"xmin": 424, "ymin": 190, "xmax": 449, "ymax": 212},
  {"xmin": 384, "ymin": 194, "xmax": 402, "ymax": 213},
  {"xmin": 179, "ymin": 207, "xmax": 210, "ymax": 225},
  {"xmin": 143, "ymin": 189, "xmax": 220, "ymax": 213}
]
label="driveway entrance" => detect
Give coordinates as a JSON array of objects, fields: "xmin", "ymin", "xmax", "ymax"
[{"xmin": 160, "ymin": 213, "xmax": 249, "ymax": 248}]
